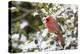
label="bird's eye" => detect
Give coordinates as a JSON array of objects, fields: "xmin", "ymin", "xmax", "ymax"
[{"xmin": 46, "ymin": 19, "xmax": 49, "ymax": 22}]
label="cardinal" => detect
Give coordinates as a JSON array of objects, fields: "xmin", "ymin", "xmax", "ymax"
[{"xmin": 43, "ymin": 16, "xmax": 65, "ymax": 47}]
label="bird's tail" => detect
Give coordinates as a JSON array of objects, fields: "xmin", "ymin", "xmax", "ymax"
[{"xmin": 56, "ymin": 33, "xmax": 65, "ymax": 46}]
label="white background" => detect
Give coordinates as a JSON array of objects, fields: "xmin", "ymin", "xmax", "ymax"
[{"xmin": 0, "ymin": 0, "xmax": 80, "ymax": 54}]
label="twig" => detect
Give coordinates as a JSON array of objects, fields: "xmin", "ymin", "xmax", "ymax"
[{"xmin": 11, "ymin": 6, "xmax": 41, "ymax": 23}]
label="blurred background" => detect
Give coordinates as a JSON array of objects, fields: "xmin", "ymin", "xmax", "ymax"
[{"xmin": 8, "ymin": 1, "xmax": 78, "ymax": 53}]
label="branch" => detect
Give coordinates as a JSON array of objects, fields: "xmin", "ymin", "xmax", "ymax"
[
  {"xmin": 11, "ymin": 6, "xmax": 41, "ymax": 23},
  {"xmin": 54, "ymin": 5, "xmax": 70, "ymax": 17}
]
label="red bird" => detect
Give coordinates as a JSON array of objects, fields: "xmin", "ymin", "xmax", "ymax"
[{"xmin": 43, "ymin": 16, "xmax": 64, "ymax": 46}]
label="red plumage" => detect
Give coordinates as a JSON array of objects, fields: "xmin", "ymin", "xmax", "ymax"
[{"xmin": 45, "ymin": 16, "xmax": 64, "ymax": 45}]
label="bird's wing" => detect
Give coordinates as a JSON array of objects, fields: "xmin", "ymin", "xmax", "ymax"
[{"xmin": 47, "ymin": 21, "xmax": 60, "ymax": 33}]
